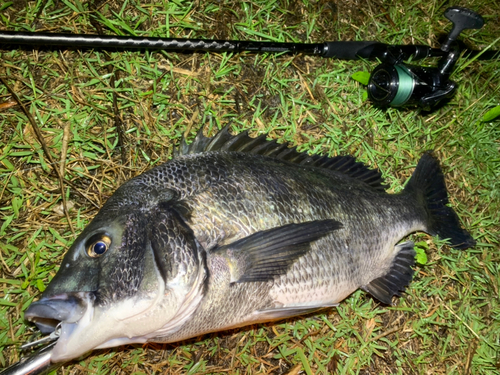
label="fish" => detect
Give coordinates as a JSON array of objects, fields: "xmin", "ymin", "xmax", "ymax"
[{"xmin": 23, "ymin": 126, "xmax": 475, "ymax": 365}]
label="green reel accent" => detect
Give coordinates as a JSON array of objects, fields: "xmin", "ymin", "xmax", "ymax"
[{"xmin": 391, "ymin": 65, "xmax": 415, "ymax": 106}]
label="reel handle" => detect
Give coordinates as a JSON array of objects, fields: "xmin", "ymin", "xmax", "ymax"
[{"xmin": 441, "ymin": 6, "xmax": 484, "ymax": 52}]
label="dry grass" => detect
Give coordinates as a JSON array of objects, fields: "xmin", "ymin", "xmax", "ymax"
[{"xmin": 1, "ymin": 0, "xmax": 499, "ymax": 374}]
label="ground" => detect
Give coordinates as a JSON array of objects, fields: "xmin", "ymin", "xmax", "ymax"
[{"xmin": 0, "ymin": 0, "xmax": 499, "ymax": 374}]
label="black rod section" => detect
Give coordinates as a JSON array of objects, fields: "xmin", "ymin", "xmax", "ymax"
[{"xmin": 0, "ymin": 31, "xmax": 327, "ymax": 55}]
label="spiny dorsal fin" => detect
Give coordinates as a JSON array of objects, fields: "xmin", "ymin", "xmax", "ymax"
[
  {"xmin": 362, "ymin": 241, "xmax": 416, "ymax": 305},
  {"xmin": 214, "ymin": 219, "xmax": 342, "ymax": 283},
  {"xmin": 174, "ymin": 126, "xmax": 387, "ymax": 191}
]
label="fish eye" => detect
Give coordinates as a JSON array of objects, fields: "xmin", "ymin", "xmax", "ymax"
[{"xmin": 86, "ymin": 234, "xmax": 112, "ymax": 258}]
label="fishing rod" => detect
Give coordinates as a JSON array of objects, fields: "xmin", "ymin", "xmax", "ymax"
[{"xmin": 0, "ymin": 7, "xmax": 496, "ymax": 110}]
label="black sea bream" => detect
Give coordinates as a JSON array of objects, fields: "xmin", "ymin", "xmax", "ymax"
[{"xmin": 25, "ymin": 127, "xmax": 475, "ymax": 363}]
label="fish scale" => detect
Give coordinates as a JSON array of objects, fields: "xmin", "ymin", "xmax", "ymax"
[{"xmin": 22, "ymin": 127, "xmax": 475, "ymax": 364}]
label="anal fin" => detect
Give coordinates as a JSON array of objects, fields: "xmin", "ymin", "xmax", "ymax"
[
  {"xmin": 256, "ymin": 304, "xmax": 338, "ymax": 321},
  {"xmin": 362, "ymin": 241, "xmax": 416, "ymax": 305}
]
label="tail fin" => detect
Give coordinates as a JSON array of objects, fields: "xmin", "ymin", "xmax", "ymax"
[{"xmin": 404, "ymin": 152, "xmax": 475, "ymax": 250}]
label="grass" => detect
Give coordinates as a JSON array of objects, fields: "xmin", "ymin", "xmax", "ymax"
[{"xmin": 0, "ymin": 0, "xmax": 499, "ymax": 374}]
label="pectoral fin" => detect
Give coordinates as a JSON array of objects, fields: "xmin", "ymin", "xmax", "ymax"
[{"xmin": 214, "ymin": 219, "xmax": 341, "ymax": 283}]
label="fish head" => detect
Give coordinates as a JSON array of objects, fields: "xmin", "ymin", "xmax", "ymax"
[{"xmin": 25, "ymin": 184, "xmax": 206, "ymax": 362}]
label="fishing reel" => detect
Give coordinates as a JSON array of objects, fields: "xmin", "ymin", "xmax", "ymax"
[{"xmin": 367, "ymin": 7, "xmax": 484, "ymax": 110}]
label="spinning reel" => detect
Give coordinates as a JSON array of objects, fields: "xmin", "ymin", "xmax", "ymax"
[
  {"xmin": 366, "ymin": 7, "xmax": 485, "ymax": 110},
  {"xmin": 0, "ymin": 6, "xmax": 495, "ymax": 111}
]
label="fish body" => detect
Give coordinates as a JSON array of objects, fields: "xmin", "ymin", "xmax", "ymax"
[{"xmin": 24, "ymin": 128, "xmax": 475, "ymax": 363}]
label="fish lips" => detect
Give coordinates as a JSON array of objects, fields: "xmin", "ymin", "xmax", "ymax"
[{"xmin": 25, "ymin": 292, "xmax": 94, "ymax": 334}]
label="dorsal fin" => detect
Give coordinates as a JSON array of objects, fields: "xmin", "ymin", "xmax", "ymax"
[{"xmin": 174, "ymin": 126, "xmax": 387, "ymax": 192}]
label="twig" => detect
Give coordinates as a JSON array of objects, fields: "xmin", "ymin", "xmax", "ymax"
[
  {"xmin": 31, "ymin": 0, "xmax": 49, "ymax": 29},
  {"xmin": 108, "ymin": 66, "xmax": 127, "ymax": 166},
  {"xmin": 0, "ymin": 247, "xmax": 12, "ymax": 274},
  {"xmin": 4, "ymin": 74, "xmax": 77, "ymax": 232},
  {"xmin": 0, "ymin": 75, "xmax": 100, "ymax": 210},
  {"xmin": 464, "ymin": 339, "xmax": 478, "ymax": 375},
  {"xmin": 442, "ymin": 303, "xmax": 496, "ymax": 350},
  {"xmin": 60, "ymin": 122, "xmax": 75, "ymax": 236},
  {"xmin": 370, "ymin": 326, "xmax": 401, "ymax": 342},
  {"xmin": 0, "ymin": 76, "xmax": 60, "ymax": 178}
]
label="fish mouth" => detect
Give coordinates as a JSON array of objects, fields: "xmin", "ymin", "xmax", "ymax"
[
  {"xmin": 25, "ymin": 292, "xmax": 94, "ymax": 334},
  {"xmin": 24, "ymin": 292, "xmax": 97, "ymax": 362},
  {"xmin": 24, "ymin": 288, "xmax": 168, "ymax": 362}
]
